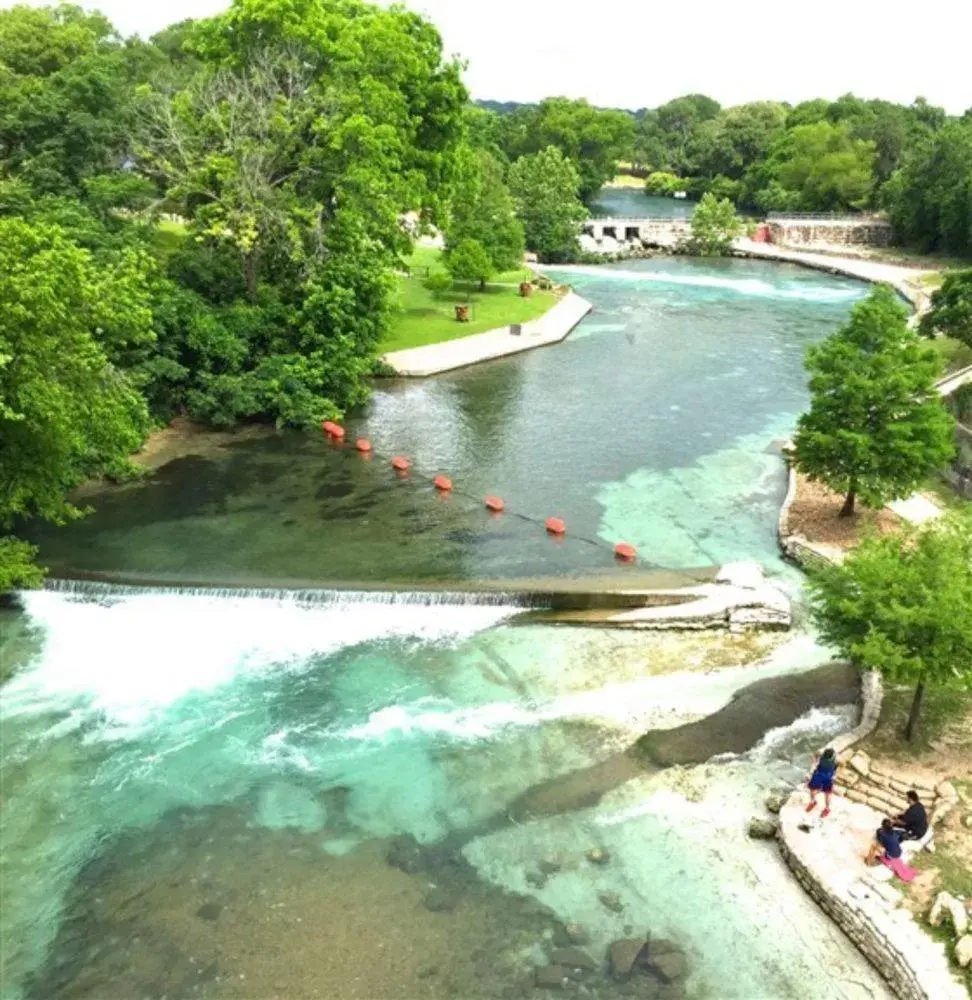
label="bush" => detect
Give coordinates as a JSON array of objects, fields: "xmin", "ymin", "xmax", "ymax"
[
  {"xmin": 423, "ymin": 269, "xmax": 454, "ymax": 299},
  {"xmin": 644, "ymin": 171, "xmax": 683, "ymax": 197}
]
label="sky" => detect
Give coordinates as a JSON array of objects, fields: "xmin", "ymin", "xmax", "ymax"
[{"xmin": 12, "ymin": 0, "xmax": 972, "ymax": 114}]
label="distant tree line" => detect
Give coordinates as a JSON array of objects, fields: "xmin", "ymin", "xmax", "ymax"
[{"xmin": 474, "ymin": 93, "xmax": 972, "ymax": 257}]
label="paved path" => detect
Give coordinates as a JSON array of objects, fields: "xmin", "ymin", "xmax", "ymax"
[
  {"xmin": 733, "ymin": 240, "xmax": 935, "ymax": 313},
  {"xmin": 383, "ymin": 291, "xmax": 592, "ymax": 377}
]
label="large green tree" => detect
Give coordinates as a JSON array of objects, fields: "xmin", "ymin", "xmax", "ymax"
[
  {"xmin": 445, "ymin": 146, "xmax": 524, "ymax": 274},
  {"xmin": 809, "ymin": 513, "xmax": 972, "ymax": 740},
  {"xmin": 492, "ymin": 98, "xmax": 634, "ymax": 203},
  {"xmin": 684, "ymin": 192, "xmax": 742, "ymax": 256},
  {"xmin": 920, "ymin": 268, "xmax": 972, "ymax": 348},
  {"xmin": 751, "ymin": 121, "xmax": 876, "ymax": 212},
  {"xmin": 885, "ymin": 121, "xmax": 972, "ymax": 256},
  {"xmin": 0, "ymin": 217, "xmax": 152, "ymax": 583},
  {"xmin": 794, "ymin": 285, "xmax": 955, "ymax": 516},
  {"xmin": 508, "ymin": 146, "xmax": 586, "ymax": 263}
]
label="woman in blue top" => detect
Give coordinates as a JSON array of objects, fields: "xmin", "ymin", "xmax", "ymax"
[{"xmin": 805, "ymin": 747, "xmax": 837, "ymax": 818}]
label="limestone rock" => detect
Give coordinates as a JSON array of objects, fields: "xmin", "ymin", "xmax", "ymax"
[
  {"xmin": 955, "ymin": 935, "xmax": 972, "ymax": 968},
  {"xmin": 599, "ymin": 891, "xmax": 624, "ymax": 913},
  {"xmin": 254, "ymin": 782, "xmax": 326, "ymax": 833},
  {"xmin": 526, "ymin": 871, "xmax": 549, "ymax": 890},
  {"xmin": 609, "ymin": 939, "xmax": 648, "ymax": 977},
  {"xmin": 764, "ymin": 793, "xmax": 786, "ymax": 815},
  {"xmin": 650, "ymin": 950, "xmax": 688, "ymax": 983},
  {"xmin": 716, "ymin": 561, "xmax": 764, "ymax": 590},
  {"xmin": 535, "ymin": 965, "xmax": 570, "ymax": 989},
  {"xmin": 848, "ymin": 752, "xmax": 870, "ymax": 777},
  {"xmin": 929, "ymin": 892, "xmax": 968, "ymax": 935},
  {"xmin": 747, "ymin": 817, "xmax": 778, "ymax": 840},
  {"xmin": 386, "ymin": 835, "xmax": 425, "ymax": 874},
  {"xmin": 586, "ymin": 847, "xmax": 610, "ymax": 865},
  {"xmin": 964, "ymin": 814, "xmax": 972, "ymax": 829},
  {"xmin": 937, "ymin": 781, "xmax": 959, "ymax": 802},
  {"xmin": 423, "ymin": 887, "xmax": 456, "ymax": 913},
  {"xmin": 549, "ymin": 947, "xmax": 596, "ymax": 971},
  {"xmin": 564, "ymin": 923, "xmax": 589, "ymax": 945},
  {"xmin": 649, "ymin": 938, "xmax": 682, "ymax": 958}
]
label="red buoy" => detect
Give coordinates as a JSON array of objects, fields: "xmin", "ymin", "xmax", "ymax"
[
  {"xmin": 434, "ymin": 475, "xmax": 453, "ymax": 492},
  {"xmin": 356, "ymin": 439, "xmax": 373, "ymax": 453},
  {"xmin": 322, "ymin": 420, "xmax": 338, "ymax": 436},
  {"xmin": 545, "ymin": 517, "xmax": 566, "ymax": 535},
  {"xmin": 331, "ymin": 425, "xmax": 345, "ymax": 441},
  {"xmin": 392, "ymin": 456, "xmax": 410, "ymax": 472},
  {"xmin": 615, "ymin": 542, "xmax": 637, "ymax": 562},
  {"xmin": 485, "ymin": 496, "xmax": 504, "ymax": 512}
]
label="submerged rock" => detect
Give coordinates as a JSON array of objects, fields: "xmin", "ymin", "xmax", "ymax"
[
  {"xmin": 423, "ymin": 886, "xmax": 456, "ymax": 913},
  {"xmin": 254, "ymin": 782, "xmax": 327, "ymax": 833},
  {"xmin": 549, "ymin": 947, "xmax": 596, "ymax": 971},
  {"xmin": 748, "ymin": 817, "xmax": 778, "ymax": 840},
  {"xmin": 609, "ymin": 938, "xmax": 647, "ymax": 977},
  {"xmin": 526, "ymin": 870, "xmax": 549, "ymax": 889},
  {"xmin": 539, "ymin": 856, "xmax": 563, "ymax": 875},
  {"xmin": 598, "ymin": 891, "xmax": 624, "ymax": 913},
  {"xmin": 195, "ymin": 902, "xmax": 222, "ymax": 922},
  {"xmin": 586, "ymin": 847, "xmax": 610, "ymax": 865},
  {"xmin": 650, "ymin": 949, "xmax": 688, "ymax": 983},
  {"xmin": 564, "ymin": 923, "xmax": 589, "ymax": 945},
  {"xmin": 535, "ymin": 965, "xmax": 570, "ymax": 989}
]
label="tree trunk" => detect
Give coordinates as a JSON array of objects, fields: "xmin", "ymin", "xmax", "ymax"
[
  {"xmin": 243, "ymin": 250, "xmax": 260, "ymax": 303},
  {"xmin": 479, "ymin": 278, "xmax": 486, "ymax": 292},
  {"xmin": 840, "ymin": 489, "xmax": 857, "ymax": 518},
  {"xmin": 904, "ymin": 679, "xmax": 926, "ymax": 742}
]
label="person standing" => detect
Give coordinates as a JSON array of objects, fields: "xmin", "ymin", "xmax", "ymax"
[{"xmin": 806, "ymin": 747, "xmax": 838, "ymax": 818}]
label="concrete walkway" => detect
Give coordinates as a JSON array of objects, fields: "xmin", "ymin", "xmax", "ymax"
[
  {"xmin": 383, "ymin": 291, "xmax": 592, "ymax": 377},
  {"xmin": 733, "ymin": 240, "xmax": 935, "ymax": 313}
]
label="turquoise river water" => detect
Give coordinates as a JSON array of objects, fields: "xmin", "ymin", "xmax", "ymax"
[{"xmin": 0, "ymin": 257, "xmax": 893, "ymax": 1000}]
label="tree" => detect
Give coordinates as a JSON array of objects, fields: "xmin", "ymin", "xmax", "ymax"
[
  {"xmin": 490, "ymin": 98, "xmax": 634, "ymax": 203},
  {"xmin": 794, "ymin": 285, "xmax": 955, "ymax": 517},
  {"xmin": 750, "ymin": 122, "xmax": 875, "ymax": 212},
  {"xmin": 644, "ymin": 171, "xmax": 682, "ymax": 197},
  {"xmin": 445, "ymin": 146, "xmax": 524, "ymax": 273},
  {"xmin": 0, "ymin": 217, "xmax": 152, "ymax": 584},
  {"xmin": 808, "ymin": 513, "xmax": 972, "ymax": 741},
  {"xmin": 508, "ymin": 146, "xmax": 586, "ymax": 263},
  {"xmin": 446, "ymin": 238, "xmax": 494, "ymax": 291},
  {"xmin": 688, "ymin": 102, "xmax": 787, "ymax": 182},
  {"xmin": 885, "ymin": 121, "xmax": 972, "ymax": 255},
  {"xmin": 423, "ymin": 269, "xmax": 453, "ymax": 299},
  {"xmin": 919, "ymin": 269, "xmax": 972, "ymax": 348},
  {"xmin": 684, "ymin": 192, "xmax": 742, "ymax": 255}
]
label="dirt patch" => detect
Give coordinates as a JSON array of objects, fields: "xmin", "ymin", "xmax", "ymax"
[
  {"xmin": 133, "ymin": 417, "xmax": 275, "ymax": 473},
  {"xmin": 787, "ymin": 473, "xmax": 900, "ymax": 549}
]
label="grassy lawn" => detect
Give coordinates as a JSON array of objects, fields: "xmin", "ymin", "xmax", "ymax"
[
  {"xmin": 931, "ymin": 335, "xmax": 972, "ymax": 374},
  {"xmin": 382, "ymin": 246, "xmax": 559, "ymax": 353},
  {"xmin": 152, "ymin": 219, "xmax": 188, "ymax": 258},
  {"xmin": 606, "ymin": 173, "xmax": 647, "ymax": 189}
]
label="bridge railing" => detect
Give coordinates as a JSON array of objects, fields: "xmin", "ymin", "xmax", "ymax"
[{"xmin": 584, "ymin": 217, "xmax": 691, "ymax": 225}]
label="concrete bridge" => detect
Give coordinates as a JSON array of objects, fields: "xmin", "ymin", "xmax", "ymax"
[{"xmin": 581, "ymin": 217, "xmax": 690, "ymax": 251}]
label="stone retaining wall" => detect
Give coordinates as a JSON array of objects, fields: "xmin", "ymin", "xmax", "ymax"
[
  {"xmin": 777, "ymin": 826, "xmax": 967, "ymax": 1000},
  {"xmin": 769, "ymin": 219, "xmax": 893, "ymax": 249},
  {"xmin": 776, "ymin": 451, "xmax": 846, "ymax": 568}
]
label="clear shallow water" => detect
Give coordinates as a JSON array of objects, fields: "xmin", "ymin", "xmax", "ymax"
[
  {"xmin": 26, "ymin": 257, "xmax": 867, "ymax": 585},
  {"xmin": 591, "ymin": 187, "xmax": 694, "ymax": 219},
  {"xmin": 0, "ymin": 588, "xmax": 892, "ymax": 1000}
]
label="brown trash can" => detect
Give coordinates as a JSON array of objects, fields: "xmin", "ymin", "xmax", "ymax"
[{"xmin": 455, "ymin": 304, "xmax": 470, "ymax": 322}]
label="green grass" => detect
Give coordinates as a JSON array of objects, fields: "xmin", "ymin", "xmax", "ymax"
[
  {"xmin": 921, "ymin": 474, "xmax": 972, "ymax": 514},
  {"xmin": 931, "ymin": 336, "xmax": 972, "ymax": 375},
  {"xmin": 382, "ymin": 246, "xmax": 559, "ymax": 353},
  {"xmin": 860, "ymin": 687, "xmax": 972, "ymax": 760},
  {"xmin": 152, "ymin": 219, "xmax": 188, "ymax": 258}
]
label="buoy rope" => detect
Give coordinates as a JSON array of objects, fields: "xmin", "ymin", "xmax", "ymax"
[{"xmin": 322, "ymin": 428, "xmax": 721, "ymax": 566}]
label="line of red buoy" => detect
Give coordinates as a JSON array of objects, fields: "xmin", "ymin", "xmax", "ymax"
[{"xmin": 323, "ymin": 426, "xmax": 637, "ymax": 563}]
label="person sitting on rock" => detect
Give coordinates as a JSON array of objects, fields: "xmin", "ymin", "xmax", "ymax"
[
  {"xmin": 893, "ymin": 790, "xmax": 929, "ymax": 841},
  {"xmin": 866, "ymin": 818, "xmax": 902, "ymax": 866},
  {"xmin": 805, "ymin": 747, "xmax": 837, "ymax": 818}
]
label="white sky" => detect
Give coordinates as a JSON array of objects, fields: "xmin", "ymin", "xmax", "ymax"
[{"xmin": 12, "ymin": 0, "xmax": 972, "ymax": 114}]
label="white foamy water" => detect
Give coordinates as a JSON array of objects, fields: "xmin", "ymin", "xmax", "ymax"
[
  {"xmin": 549, "ymin": 264, "xmax": 862, "ymax": 302},
  {"xmin": 3, "ymin": 589, "xmax": 518, "ymax": 738}
]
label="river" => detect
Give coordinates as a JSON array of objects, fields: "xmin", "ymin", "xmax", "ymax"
[{"xmin": 0, "ymin": 256, "xmax": 892, "ymax": 1000}]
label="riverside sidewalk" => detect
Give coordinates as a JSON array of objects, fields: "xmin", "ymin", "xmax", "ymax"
[{"xmin": 383, "ymin": 291, "xmax": 592, "ymax": 377}]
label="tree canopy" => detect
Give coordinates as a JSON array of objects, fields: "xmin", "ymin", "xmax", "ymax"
[
  {"xmin": 793, "ymin": 285, "xmax": 955, "ymax": 516},
  {"xmin": 920, "ymin": 268, "xmax": 972, "ymax": 347},
  {"xmin": 508, "ymin": 146, "xmax": 587, "ymax": 263},
  {"xmin": 683, "ymin": 192, "xmax": 742, "ymax": 256},
  {"xmin": 809, "ymin": 513, "xmax": 972, "ymax": 740}
]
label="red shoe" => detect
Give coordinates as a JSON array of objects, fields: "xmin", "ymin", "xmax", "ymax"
[
  {"xmin": 821, "ymin": 808, "xmax": 831, "ymax": 819},
  {"xmin": 805, "ymin": 802, "xmax": 817, "ymax": 813}
]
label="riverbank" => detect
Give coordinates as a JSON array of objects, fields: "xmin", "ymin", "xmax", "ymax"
[
  {"xmin": 383, "ymin": 290, "xmax": 593, "ymax": 376},
  {"xmin": 382, "ymin": 246, "xmax": 559, "ymax": 354}
]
